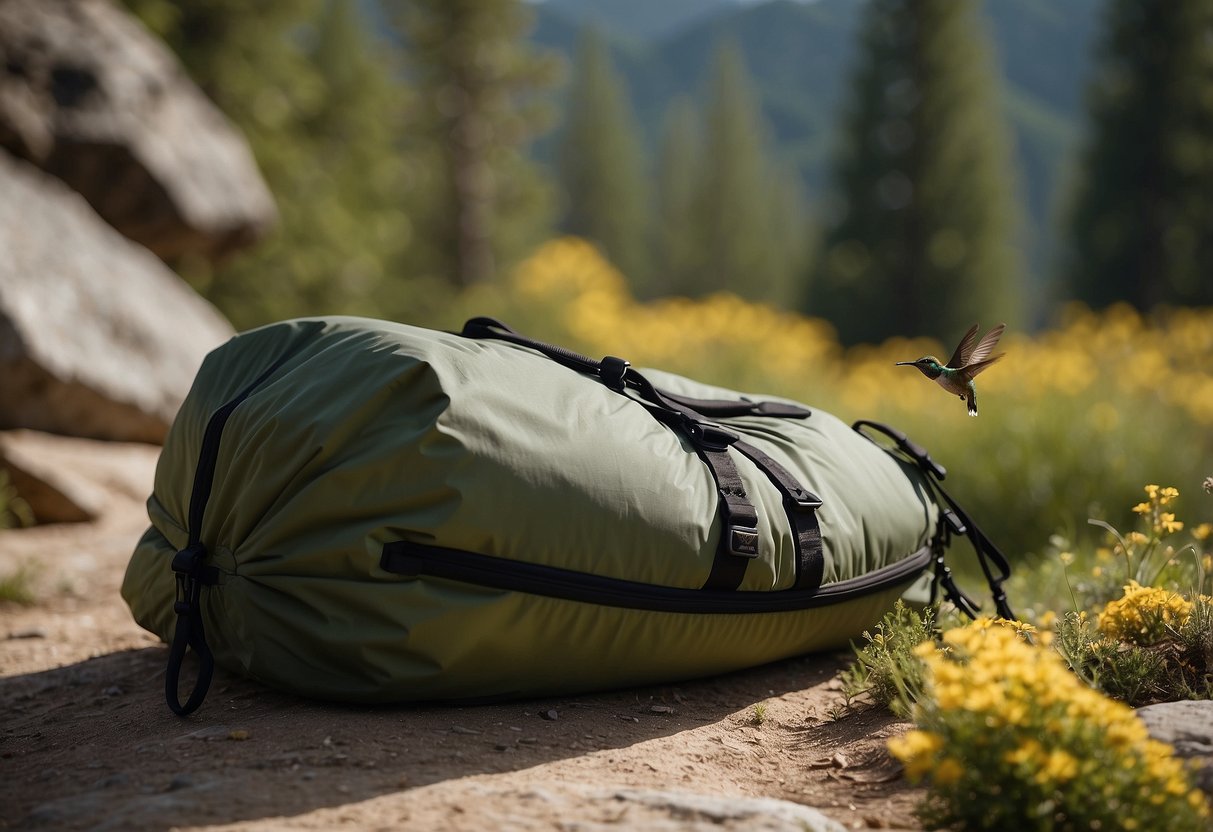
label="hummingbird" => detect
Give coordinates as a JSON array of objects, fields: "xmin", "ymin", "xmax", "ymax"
[{"xmin": 896, "ymin": 323, "xmax": 1006, "ymax": 416}]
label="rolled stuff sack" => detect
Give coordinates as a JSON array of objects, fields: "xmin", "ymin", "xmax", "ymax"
[{"xmin": 122, "ymin": 316, "xmax": 1012, "ymax": 714}]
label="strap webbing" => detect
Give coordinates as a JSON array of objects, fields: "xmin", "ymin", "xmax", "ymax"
[
  {"xmin": 733, "ymin": 440, "xmax": 824, "ymax": 591},
  {"xmin": 852, "ymin": 420, "xmax": 1014, "ymax": 620},
  {"xmin": 458, "ymin": 317, "xmax": 826, "ymax": 593},
  {"xmin": 699, "ymin": 447, "xmax": 760, "ymax": 590},
  {"xmin": 166, "ymin": 543, "xmax": 216, "ymax": 715}
]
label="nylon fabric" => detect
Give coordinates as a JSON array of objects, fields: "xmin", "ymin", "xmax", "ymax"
[{"xmin": 122, "ymin": 316, "xmax": 940, "ymax": 704}]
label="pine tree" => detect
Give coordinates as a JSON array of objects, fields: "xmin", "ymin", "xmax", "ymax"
[
  {"xmin": 812, "ymin": 0, "xmax": 1024, "ymax": 345},
  {"xmin": 119, "ymin": 0, "xmax": 417, "ymax": 329},
  {"xmin": 767, "ymin": 157, "xmax": 815, "ymax": 307},
  {"xmin": 389, "ymin": 0, "xmax": 562, "ymax": 288},
  {"xmin": 1063, "ymin": 0, "xmax": 1213, "ymax": 310},
  {"xmin": 654, "ymin": 96, "xmax": 703, "ymax": 297},
  {"xmin": 556, "ymin": 27, "xmax": 652, "ymax": 293},
  {"xmin": 694, "ymin": 41, "xmax": 808, "ymax": 308}
]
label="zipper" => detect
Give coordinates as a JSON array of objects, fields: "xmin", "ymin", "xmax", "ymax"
[
  {"xmin": 380, "ymin": 540, "xmax": 930, "ymax": 614},
  {"xmin": 166, "ymin": 345, "xmax": 301, "ymax": 717}
]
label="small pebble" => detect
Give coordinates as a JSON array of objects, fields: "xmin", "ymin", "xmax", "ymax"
[{"xmin": 541, "ymin": 709, "xmax": 559, "ymax": 721}]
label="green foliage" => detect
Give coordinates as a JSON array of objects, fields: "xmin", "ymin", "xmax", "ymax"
[
  {"xmin": 1053, "ymin": 607, "xmax": 1213, "ymax": 707},
  {"xmin": 123, "ymin": 0, "xmax": 563, "ymax": 329},
  {"xmin": 122, "ymin": 0, "xmax": 425, "ymax": 330},
  {"xmin": 387, "ymin": 0, "xmax": 563, "ymax": 289},
  {"xmin": 689, "ymin": 40, "xmax": 810, "ymax": 307},
  {"xmin": 0, "ymin": 564, "xmax": 37, "ymax": 605},
  {"xmin": 556, "ymin": 27, "xmax": 653, "ymax": 292},
  {"xmin": 0, "ymin": 468, "xmax": 33, "ymax": 530},
  {"xmin": 1032, "ymin": 484, "xmax": 1213, "ymax": 706},
  {"xmin": 811, "ymin": 0, "xmax": 1025, "ymax": 345},
  {"xmin": 529, "ymin": 1, "xmax": 1100, "ymax": 321},
  {"xmin": 1063, "ymin": 0, "xmax": 1213, "ymax": 310},
  {"xmin": 652, "ymin": 97, "xmax": 703, "ymax": 298},
  {"xmin": 841, "ymin": 601, "xmax": 936, "ymax": 717}
]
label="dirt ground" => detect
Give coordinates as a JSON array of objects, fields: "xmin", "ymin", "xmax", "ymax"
[{"xmin": 0, "ymin": 436, "xmax": 923, "ymax": 831}]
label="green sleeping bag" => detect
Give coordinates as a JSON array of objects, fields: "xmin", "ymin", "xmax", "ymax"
[{"xmin": 122, "ymin": 316, "xmax": 1010, "ymax": 714}]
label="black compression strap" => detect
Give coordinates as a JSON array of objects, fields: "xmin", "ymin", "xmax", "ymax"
[
  {"xmin": 852, "ymin": 420, "xmax": 1014, "ymax": 620},
  {"xmin": 657, "ymin": 391, "xmax": 811, "ymax": 420},
  {"xmin": 165, "ymin": 543, "xmax": 218, "ymax": 716},
  {"xmin": 699, "ymin": 447, "xmax": 760, "ymax": 590},
  {"xmin": 733, "ymin": 440, "xmax": 825, "ymax": 592}
]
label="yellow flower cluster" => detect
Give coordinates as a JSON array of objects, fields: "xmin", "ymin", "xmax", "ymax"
[
  {"xmin": 1132, "ymin": 484, "xmax": 1184, "ymax": 535},
  {"xmin": 1098, "ymin": 580, "xmax": 1194, "ymax": 644},
  {"xmin": 507, "ymin": 238, "xmax": 840, "ymax": 384},
  {"xmin": 889, "ymin": 620, "xmax": 1210, "ymax": 828},
  {"xmin": 501, "ymin": 238, "xmax": 1213, "ymax": 428}
]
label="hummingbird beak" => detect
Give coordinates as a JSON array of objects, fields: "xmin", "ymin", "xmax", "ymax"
[{"xmin": 895, "ymin": 361, "xmax": 915, "ymax": 366}]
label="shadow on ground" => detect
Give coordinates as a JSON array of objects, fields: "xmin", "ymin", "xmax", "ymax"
[{"xmin": 1, "ymin": 643, "xmax": 849, "ymax": 830}]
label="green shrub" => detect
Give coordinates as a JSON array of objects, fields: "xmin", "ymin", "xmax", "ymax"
[
  {"xmin": 841, "ymin": 601, "xmax": 937, "ymax": 716},
  {"xmin": 0, "ymin": 564, "xmax": 37, "ymax": 605},
  {"xmin": 0, "ymin": 468, "xmax": 33, "ymax": 529}
]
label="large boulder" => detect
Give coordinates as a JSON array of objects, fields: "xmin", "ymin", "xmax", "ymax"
[
  {"xmin": 0, "ymin": 153, "xmax": 234, "ymax": 443},
  {"xmin": 0, "ymin": 0, "xmax": 277, "ymax": 261},
  {"xmin": 1137, "ymin": 700, "xmax": 1213, "ymax": 800}
]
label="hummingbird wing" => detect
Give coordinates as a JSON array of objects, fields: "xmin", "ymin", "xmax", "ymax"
[
  {"xmin": 964, "ymin": 323, "xmax": 1006, "ymax": 368},
  {"xmin": 947, "ymin": 324, "xmax": 981, "ymax": 369},
  {"xmin": 960, "ymin": 353, "xmax": 1005, "ymax": 381}
]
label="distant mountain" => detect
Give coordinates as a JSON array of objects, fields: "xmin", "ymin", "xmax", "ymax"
[
  {"xmin": 529, "ymin": 0, "xmax": 1103, "ymax": 283},
  {"xmin": 539, "ymin": 0, "xmax": 740, "ymax": 43}
]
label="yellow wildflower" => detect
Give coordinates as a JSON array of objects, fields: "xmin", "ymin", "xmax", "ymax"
[
  {"xmin": 1097, "ymin": 581, "xmax": 1193, "ymax": 644},
  {"xmin": 888, "ymin": 729, "xmax": 944, "ymax": 780},
  {"xmin": 1041, "ymin": 749, "xmax": 1080, "ymax": 783},
  {"xmin": 1192, "ymin": 523, "xmax": 1212, "ymax": 542},
  {"xmin": 1159, "ymin": 513, "xmax": 1184, "ymax": 534},
  {"xmin": 933, "ymin": 757, "xmax": 964, "ymax": 786}
]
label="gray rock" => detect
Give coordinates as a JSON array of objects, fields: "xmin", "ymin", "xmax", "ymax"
[
  {"xmin": 0, "ymin": 0, "xmax": 276, "ymax": 261},
  {"xmin": 607, "ymin": 789, "xmax": 848, "ymax": 832},
  {"xmin": 0, "ymin": 155, "xmax": 234, "ymax": 442},
  {"xmin": 0, "ymin": 430, "xmax": 105, "ymax": 522},
  {"xmin": 1137, "ymin": 699, "xmax": 1213, "ymax": 798}
]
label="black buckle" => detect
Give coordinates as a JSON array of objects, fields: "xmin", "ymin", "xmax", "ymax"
[
  {"xmin": 723, "ymin": 518, "xmax": 760, "ymax": 558},
  {"xmin": 785, "ymin": 485, "xmax": 824, "ymax": 513},
  {"xmin": 686, "ymin": 421, "xmax": 739, "ymax": 452},
  {"xmin": 171, "ymin": 542, "xmax": 207, "ymax": 575},
  {"xmin": 599, "ymin": 356, "xmax": 631, "ymax": 392},
  {"xmin": 941, "ymin": 509, "xmax": 967, "ymax": 536}
]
